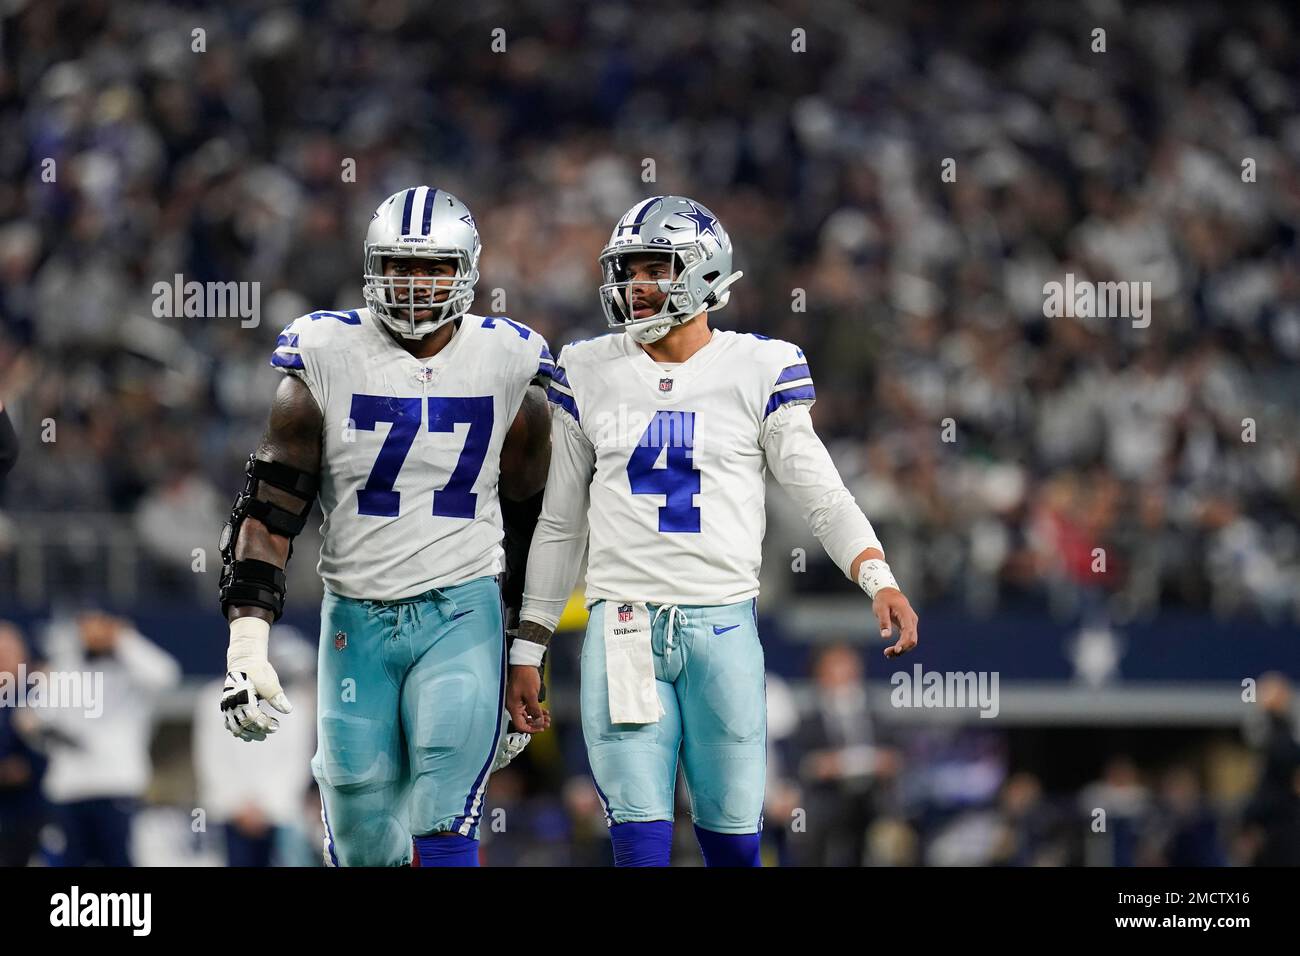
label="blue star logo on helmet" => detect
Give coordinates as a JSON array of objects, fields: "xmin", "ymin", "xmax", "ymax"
[{"xmin": 680, "ymin": 200, "xmax": 720, "ymax": 239}]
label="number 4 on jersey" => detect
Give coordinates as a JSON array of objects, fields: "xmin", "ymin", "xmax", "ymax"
[{"xmin": 628, "ymin": 410, "xmax": 701, "ymax": 533}]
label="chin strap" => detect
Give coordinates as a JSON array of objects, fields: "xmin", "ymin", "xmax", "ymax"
[{"xmin": 627, "ymin": 319, "xmax": 675, "ymax": 344}]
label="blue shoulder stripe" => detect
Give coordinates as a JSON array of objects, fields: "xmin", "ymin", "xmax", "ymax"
[
  {"xmin": 271, "ymin": 350, "xmax": 305, "ymax": 371},
  {"xmin": 550, "ymin": 365, "xmax": 570, "ymax": 388},
  {"xmin": 774, "ymin": 362, "xmax": 810, "ymax": 385},
  {"xmin": 546, "ymin": 384, "xmax": 580, "ymax": 422},
  {"xmin": 764, "ymin": 383, "xmax": 815, "ymax": 418}
]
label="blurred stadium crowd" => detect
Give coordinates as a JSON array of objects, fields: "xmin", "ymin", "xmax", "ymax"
[
  {"xmin": 1, "ymin": 0, "xmax": 1298, "ymax": 617},
  {"xmin": 0, "ymin": 0, "xmax": 1298, "ymax": 866}
]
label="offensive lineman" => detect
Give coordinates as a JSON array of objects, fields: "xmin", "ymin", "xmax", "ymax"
[
  {"xmin": 506, "ymin": 196, "xmax": 919, "ymax": 866},
  {"xmin": 218, "ymin": 187, "xmax": 553, "ymax": 867}
]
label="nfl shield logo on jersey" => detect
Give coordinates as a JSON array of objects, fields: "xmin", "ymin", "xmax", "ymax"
[
  {"xmin": 415, "ymin": 366, "xmax": 436, "ymax": 384},
  {"xmin": 618, "ymin": 604, "xmax": 633, "ymax": 622},
  {"xmin": 659, "ymin": 378, "xmax": 673, "ymax": 392},
  {"xmin": 334, "ymin": 630, "xmax": 348, "ymax": 651}
]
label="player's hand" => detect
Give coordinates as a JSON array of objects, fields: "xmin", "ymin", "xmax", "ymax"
[
  {"xmin": 221, "ymin": 665, "xmax": 292, "ymax": 741},
  {"xmin": 874, "ymin": 588, "xmax": 919, "ymax": 658},
  {"xmin": 222, "ymin": 620, "xmax": 293, "ymax": 741},
  {"xmin": 506, "ymin": 663, "xmax": 550, "ymax": 734}
]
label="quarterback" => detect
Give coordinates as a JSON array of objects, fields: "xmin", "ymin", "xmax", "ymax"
[
  {"xmin": 218, "ymin": 187, "xmax": 552, "ymax": 867},
  {"xmin": 507, "ymin": 196, "xmax": 918, "ymax": 866}
]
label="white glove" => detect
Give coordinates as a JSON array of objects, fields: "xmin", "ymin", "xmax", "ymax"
[
  {"xmin": 491, "ymin": 716, "xmax": 532, "ymax": 772},
  {"xmin": 221, "ymin": 617, "xmax": 293, "ymax": 742}
]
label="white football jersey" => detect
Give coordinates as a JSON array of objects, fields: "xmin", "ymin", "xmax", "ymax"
[
  {"xmin": 271, "ymin": 308, "xmax": 552, "ymax": 600},
  {"xmin": 548, "ymin": 329, "xmax": 814, "ymax": 607}
]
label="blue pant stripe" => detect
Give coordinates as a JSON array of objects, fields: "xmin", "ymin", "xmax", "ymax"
[
  {"xmin": 453, "ymin": 584, "xmax": 507, "ymax": 837},
  {"xmin": 320, "ymin": 798, "xmax": 340, "ymax": 867}
]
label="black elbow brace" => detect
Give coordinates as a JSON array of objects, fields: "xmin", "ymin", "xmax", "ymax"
[
  {"xmin": 219, "ymin": 455, "xmax": 318, "ymax": 620},
  {"xmin": 500, "ymin": 489, "xmax": 544, "ymax": 616}
]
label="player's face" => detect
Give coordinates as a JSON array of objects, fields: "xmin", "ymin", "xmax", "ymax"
[
  {"xmin": 383, "ymin": 256, "xmax": 458, "ymax": 321},
  {"xmin": 623, "ymin": 253, "xmax": 674, "ymax": 321}
]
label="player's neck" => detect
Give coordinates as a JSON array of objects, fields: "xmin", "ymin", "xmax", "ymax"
[
  {"xmin": 385, "ymin": 317, "xmax": 459, "ymax": 359},
  {"xmin": 638, "ymin": 314, "xmax": 712, "ymax": 364}
]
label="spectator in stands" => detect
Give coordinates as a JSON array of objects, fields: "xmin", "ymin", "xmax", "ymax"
[
  {"xmin": 1139, "ymin": 766, "xmax": 1226, "ymax": 867},
  {"xmin": 789, "ymin": 644, "xmax": 899, "ymax": 866},
  {"xmin": 1079, "ymin": 755, "xmax": 1150, "ymax": 867},
  {"xmin": 1240, "ymin": 673, "xmax": 1300, "ymax": 865},
  {"xmin": 32, "ymin": 610, "xmax": 180, "ymax": 866}
]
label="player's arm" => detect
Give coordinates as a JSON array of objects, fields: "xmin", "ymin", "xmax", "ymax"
[
  {"xmin": 507, "ymin": 403, "xmax": 595, "ymax": 733},
  {"xmin": 495, "ymin": 384, "xmax": 553, "ymax": 757},
  {"xmin": 498, "ymin": 384, "xmax": 551, "ymax": 621},
  {"xmin": 500, "ymin": 384, "xmax": 551, "ymax": 502},
  {"xmin": 0, "ymin": 400, "xmax": 17, "ymax": 477},
  {"xmin": 761, "ymin": 403, "xmax": 918, "ymax": 657},
  {"xmin": 218, "ymin": 374, "xmax": 323, "ymax": 741}
]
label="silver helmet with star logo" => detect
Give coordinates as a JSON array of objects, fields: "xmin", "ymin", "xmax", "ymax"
[{"xmin": 598, "ymin": 196, "xmax": 744, "ymax": 344}]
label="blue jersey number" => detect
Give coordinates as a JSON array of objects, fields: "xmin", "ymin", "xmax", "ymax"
[
  {"xmin": 480, "ymin": 316, "xmax": 531, "ymax": 339},
  {"xmin": 427, "ymin": 396, "xmax": 493, "ymax": 518},
  {"xmin": 349, "ymin": 394, "xmax": 494, "ymax": 518},
  {"xmin": 351, "ymin": 396, "xmax": 420, "ymax": 516},
  {"xmin": 628, "ymin": 410, "xmax": 701, "ymax": 533}
]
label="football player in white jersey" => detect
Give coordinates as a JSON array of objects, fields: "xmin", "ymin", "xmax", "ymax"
[
  {"xmin": 507, "ymin": 195, "xmax": 919, "ymax": 866},
  {"xmin": 218, "ymin": 187, "xmax": 553, "ymax": 866}
]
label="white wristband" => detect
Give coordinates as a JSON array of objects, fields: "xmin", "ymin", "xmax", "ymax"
[
  {"xmin": 228, "ymin": 616, "xmax": 271, "ymax": 670},
  {"xmin": 508, "ymin": 638, "xmax": 547, "ymax": 667},
  {"xmin": 857, "ymin": 559, "xmax": 899, "ymax": 600}
]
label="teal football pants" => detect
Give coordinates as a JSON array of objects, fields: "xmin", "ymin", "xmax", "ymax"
[
  {"xmin": 311, "ymin": 575, "xmax": 506, "ymax": 866},
  {"xmin": 580, "ymin": 598, "xmax": 767, "ymax": 834}
]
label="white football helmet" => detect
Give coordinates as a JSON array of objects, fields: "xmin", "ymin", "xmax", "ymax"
[
  {"xmin": 362, "ymin": 187, "xmax": 481, "ymax": 339},
  {"xmin": 598, "ymin": 196, "xmax": 743, "ymax": 344}
]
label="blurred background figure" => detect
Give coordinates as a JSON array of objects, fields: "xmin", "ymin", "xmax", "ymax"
[
  {"xmin": 30, "ymin": 610, "xmax": 180, "ymax": 866},
  {"xmin": 987, "ymin": 772, "xmax": 1070, "ymax": 866},
  {"xmin": 762, "ymin": 672, "xmax": 802, "ymax": 866},
  {"xmin": 0, "ymin": 622, "xmax": 46, "ymax": 866},
  {"xmin": 788, "ymin": 644, "xmax": 899, "ymax": 866},
  {"xmin": 1138, "ymin": 766, "xmax": 1226, "ymax": 867},
  {"xmin": 1239, "ymin": 673, "xmax": 1300, "ymax": 865},
  {"xmin": 560, "ymin": 776, "xmax": 614, "ymax": 867},
  {"xmin": 192, "ymin": 627, "xmax": 316, "ymax": 867},
  {"xmin": 1079, "ymin": 755, "xmax": 1150, "ymax": 867}
]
